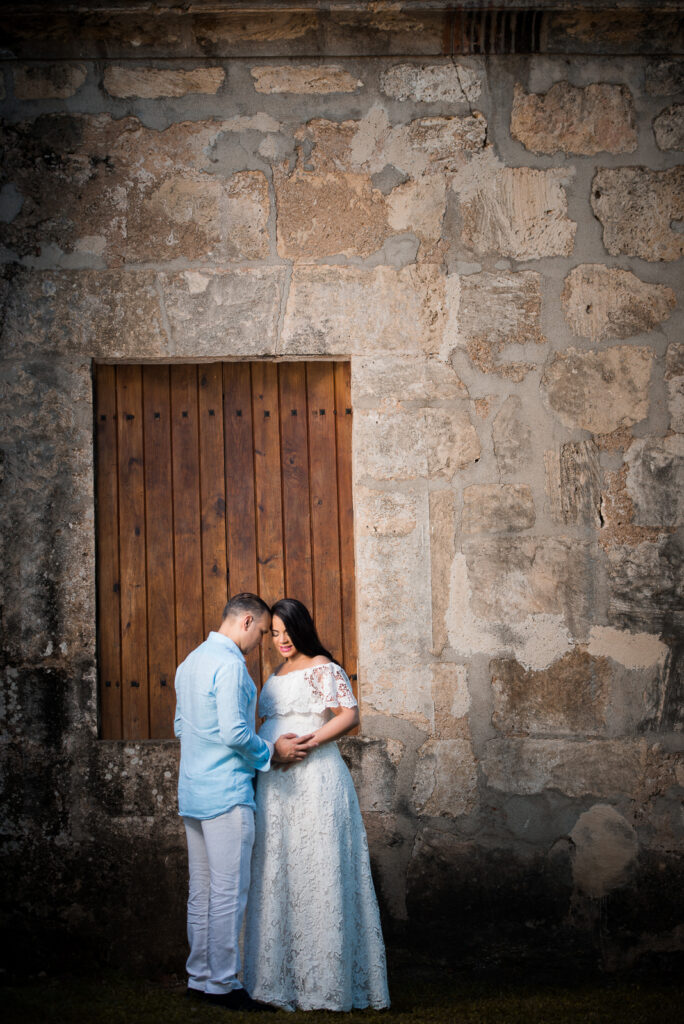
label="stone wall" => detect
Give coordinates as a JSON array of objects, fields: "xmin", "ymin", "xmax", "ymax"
[{"xmin": 1, "ymin": 4, "xmax": 683, "ymax": 972}]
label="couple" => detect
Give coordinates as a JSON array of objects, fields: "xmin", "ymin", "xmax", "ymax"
[{"xmin": 174, "ymin": 592, "xmax": 390, "ymax": 1013}]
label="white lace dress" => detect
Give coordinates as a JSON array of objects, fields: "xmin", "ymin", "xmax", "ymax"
[{"xmin": 243, "ymin": 662, "xmax": 390, "ymax": 1012}]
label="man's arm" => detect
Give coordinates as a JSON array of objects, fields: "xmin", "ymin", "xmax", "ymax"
[{"xmin": 215, "ymin": 661, "xmax": 272, "ymax": 770}]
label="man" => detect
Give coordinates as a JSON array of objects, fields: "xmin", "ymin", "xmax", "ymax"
[{"xmin": 174, "ymin": 592, "xmax": 316, "ymax": 1011}]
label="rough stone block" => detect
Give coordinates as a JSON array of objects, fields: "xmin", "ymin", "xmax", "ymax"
[
  {"xmin": 429, "ymin": 490, "xmax": 456, "ymax": 655},
  {"xmin": 432, "ymin": 664, "xmax": 470, "ymax": 739},
  {"xmin": 251, "ymin": 64, "xmax": 362, "ymax": 93},
  {"xmin": 195, "ymin": 12, "xmax": 318, "ymax": 47},
  {"xmin": 645, "ymin": 59, "xmax": 684, "ymax": 95},
  {"xmin": 482, "ymin": 738, "xmax": 645, "ymax": 798},
  {"xmin": 275, "ymin": 168, "xmax": 390, "ymax": 260},
  {"xmin": 607, "ymin": 536, "xmax": 684, "ymax": 636},
  {"xmin": 599, "ymin": 464, "xmax": 662, "ymax": 550},
  {"xmin": 380, "ymin": 62, "xmax": 481, "ymax": 103},
  {"xmin": 666, "ymin": 342, "xmax": 684, "ymax": 433},
  {"xmin": 354, "ymin": 409, "xmax": 426, "ymax": 482},
  {"xmin": 342, "ymin": 738, "xmax": 398, "ymax": 814},
  {"xmin": 541, "ymin": 346, "xmax": 653, "ymax": 435},
  {"xmin": 160, "ymin": 268, "xmax": 283, "ymax": 357},
  {"xmin": 385, "ymin": 175, "xmax": 447, "ymax": 252},
  {"xmin": 625, "ymin": 436, "xmax": 684, "ymax": 528},
  {"xmin": 492, "ymin": 396, "xmax": 532, "ymax": 476},
  {"xmin": 462, "ymin": 484, "xmax": 535, "ymax": 535},
  {"xmin": 224, "ymin": 171, "xmax": 270, "ymax": 260},
  {"xmin": 424, "ymin": 408, "xmax": 481, "ymax": 478},
  {"xmin": 103, "ymin": 66, "xmax": 225, "ymax": 98},
  {"xmin": 491, "ymin": 650, "xmax": 611, "ymax": 736},
  {"xmin": 453, "ymin": 158, "xmax": 576, "ymax": 260},
  {"xmin": 511, "ymin": 82, "xmax": 636, "ymax": 156},
  {"xmin": 654, "ymin": 104, "xmax": 684, "ymax": 151},
  {"xmin": 464, "ymin": 537, "xmax": 592, "ymax": 630},
  {"xmin": 281, "ymin": 264, "xmax": 447, "ymax": 356},
  {"xmin": 352, "ymin": 357, "xmax": 467, "ymax": 411},
  {"xmin": 0, "ymin": 269, "xmax": 169, "ymax": 359},
  {"xmin": 13, "ymin": 64, "xmax": 87, "ymax": 99},
  {"xmin": 545, "ymin": 441, "xmax": 601, "ymax": 527},
  {"xmin": 355, "ymin": 487, "xmax": 419, "ymax": 538},
  {"xmin": 359, "ymin": 662, "xmax": 433, "ymax": 726},
  {"xmin": 411, "ymin": 738, "xmax": 478, "ymax": 817},
  {"xmin": 561, "ymin": 265, "xmax": 675, "ymax": 342},
  {"xmin": 591, "ymin": 167, "xmax": 684, "ymax": 262},
  {"xmin": 451, "ymin": 270, "xmax": 544, "ymax": 381},
  {"xmin": 570, "ymin": 805, "xmax": 638, "ymax": 898}
]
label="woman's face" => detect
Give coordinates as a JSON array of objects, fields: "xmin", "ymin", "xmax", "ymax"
[{"xmin": 271, "ymin": 614, "xmax": 297, "ymax": 659}]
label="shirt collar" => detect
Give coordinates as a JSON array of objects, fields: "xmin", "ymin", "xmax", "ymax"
[{"xmin": 207, "ymin": 631, "xmax": 245, "ymax": 661}]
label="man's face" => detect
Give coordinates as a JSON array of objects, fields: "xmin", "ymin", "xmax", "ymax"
[{"xmin": 241, "ymin": 612, "xmax": 271, "ymax": 655}]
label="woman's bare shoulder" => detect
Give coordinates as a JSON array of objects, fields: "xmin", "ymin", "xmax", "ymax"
[{"xmin": 309, "ymin": 654, "xmax": 332, "ymax": 668}]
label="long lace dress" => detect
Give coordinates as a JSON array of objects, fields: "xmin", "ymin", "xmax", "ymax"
[{"xmin": 243, "ymin": 662, "xmax": 390, "ymax": 1012}]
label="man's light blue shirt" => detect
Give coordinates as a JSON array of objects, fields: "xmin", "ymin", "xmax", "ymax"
[{"xmin": 174, "ymin": 632, "xmax": 272, "ymax": 819}]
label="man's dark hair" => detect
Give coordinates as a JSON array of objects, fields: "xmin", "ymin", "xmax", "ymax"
[{"xmin": 222, "ymin": 593, "xmax": 271, "ymax": 621}]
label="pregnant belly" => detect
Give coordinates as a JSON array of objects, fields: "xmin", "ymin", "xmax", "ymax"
[{"xmin": 259, "ymin": 713, "xmax": 327, "ymax": 745}]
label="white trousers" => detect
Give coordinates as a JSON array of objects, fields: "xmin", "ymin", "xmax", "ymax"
[{"xmin": 183, "ymin": 805, "xmax": 255, "ymax": 994}]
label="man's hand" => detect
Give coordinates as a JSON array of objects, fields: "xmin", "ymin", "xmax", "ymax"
[{"xmin": 273, "ymin": 732, "xmax": 317, "ymax": 766}]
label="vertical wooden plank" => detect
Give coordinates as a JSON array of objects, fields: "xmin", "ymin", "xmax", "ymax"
[
  {"xmin": 279, "ymin": 362, "xmax": 313, "ymax": 613},
  {"xmin": 334, "ymin": 361, "xmax": 358, "ymax": 699},
  {"xmin": 223, "ymin": 362, "xmax": 260, "ymax": 683},
  {"xmin": 171, "ymin": 364, "xmax": 204, "ymax": 666},
  {"xmin": 307, "ymin": 363, "xmax": 343, "ymax": 666},
  {"xmin": 252, "ymin": 362, "xmax": 285, "ymax": 681},
  {"xmin": 143, "ymin": 365, "xmax": 176, "ymax": 739},
  {"xmin": 198, "ymin": 363, "xmax": 229, "ymax": 635},
  {"xmin": 95, "ymin": 364, "xmax": 122, "ymax": 740},
  {"xmin": 116, "ymin": 365, "xmax": 150, "ymax": 740}
]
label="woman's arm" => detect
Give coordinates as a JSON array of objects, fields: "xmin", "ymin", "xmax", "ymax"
[{"xmin": 312, "ymin": 705, "xmax": 359, "ymax": 745}]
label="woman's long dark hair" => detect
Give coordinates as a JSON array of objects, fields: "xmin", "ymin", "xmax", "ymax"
[{"xmin": 270, "ymin": 598, "xmax": 333, "ymax": 661}]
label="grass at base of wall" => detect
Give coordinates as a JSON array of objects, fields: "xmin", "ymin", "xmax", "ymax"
[{"xmin": 4, "ymin": 957, "xmax": 683, "ymax": 1024}]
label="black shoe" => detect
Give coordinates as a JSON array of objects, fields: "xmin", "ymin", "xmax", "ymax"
[
  {"xmin": 186, "ymin": 986, "xmax": 205, "ymax": 1000},
  {"xmin": 204, "ymin": 988, "xmax": 278, "ymax": 1012}
]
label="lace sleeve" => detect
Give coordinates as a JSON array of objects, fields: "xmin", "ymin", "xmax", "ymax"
[{"xmin": 306, "ymin": 663, "xmax": 357, "ymax": 709}]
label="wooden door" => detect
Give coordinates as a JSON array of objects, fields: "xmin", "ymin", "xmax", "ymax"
[{"xmin": 94, "ymin": 361, "xmax": 356, "ymax": 740}]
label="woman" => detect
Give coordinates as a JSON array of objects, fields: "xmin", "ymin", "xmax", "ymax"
[{"xmin": 243, "ymin": 598, "xmax": 390, "ymax": 1012}]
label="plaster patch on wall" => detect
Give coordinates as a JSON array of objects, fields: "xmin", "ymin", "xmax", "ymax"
[
  {"xmin": 586, "ymin": 626, "xmax": 668, "ymax": 670},
  {"xmin": 447, "ymin": 553, "xmax": 573, "ymax": 671}
]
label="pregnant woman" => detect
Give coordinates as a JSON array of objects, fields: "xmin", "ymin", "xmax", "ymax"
[{"xmin": 243, "ymin": 598, "xmax": 390, "ymax": 1012}]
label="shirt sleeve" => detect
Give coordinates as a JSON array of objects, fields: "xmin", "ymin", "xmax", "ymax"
[
  {"xmin": 215, "ymin": 660, "xmax": 272, "ymax": 771},
  {"xmin": 173, "ymin": 665, "xmax": 182, "ymax": 738}
]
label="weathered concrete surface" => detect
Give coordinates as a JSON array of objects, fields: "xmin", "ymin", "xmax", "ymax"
[
  {"xmin": 1, "ymin": 13, "xmax": 683, "ymax": 979},
  {"xmin": 511, "ymin": 82, "xmax": 636, "ymax": 156}
]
